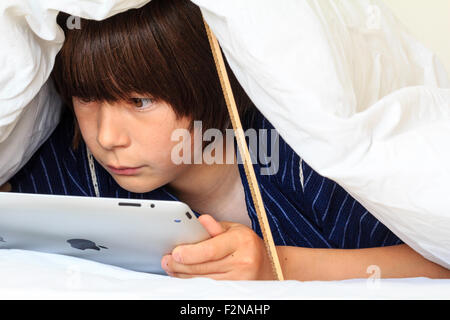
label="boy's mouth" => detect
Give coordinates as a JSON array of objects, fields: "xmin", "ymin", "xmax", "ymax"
[{"xmin": 107, "ymin": 165, "xmax": 145, "ymax": 176}]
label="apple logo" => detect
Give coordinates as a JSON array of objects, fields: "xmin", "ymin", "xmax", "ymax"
[{"xmin": 67, "ymin": 239, "xmax": 108, "ymax": 251}]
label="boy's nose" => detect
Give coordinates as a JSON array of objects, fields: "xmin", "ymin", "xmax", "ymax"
[{"xmin": 97, "ymin": 104, "xmax": 130, "ymax": 150}]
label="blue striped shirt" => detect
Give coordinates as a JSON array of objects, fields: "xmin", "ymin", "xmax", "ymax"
[{"xmin": 10, "ymin": 109, "xmax": 403, "ymax": 249}]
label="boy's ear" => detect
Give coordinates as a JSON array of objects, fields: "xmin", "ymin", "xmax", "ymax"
[{"xmin": 0, "ymin": 183, "xmax": 11, "ymax": 192}]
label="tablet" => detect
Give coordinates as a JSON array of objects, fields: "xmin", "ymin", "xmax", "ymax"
[{"xmin": 0, "ymin": 192, "xmax": 210, "ymax": 274}]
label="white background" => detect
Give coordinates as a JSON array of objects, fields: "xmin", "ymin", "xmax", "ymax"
[{"xmin": 384, "ymin": 0, "xmax": 450, "ymax": 73}]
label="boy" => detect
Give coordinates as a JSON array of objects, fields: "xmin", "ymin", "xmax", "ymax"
[{"xmin": 7, "ymin": 0, "xmax": 449, "ymax": 280}]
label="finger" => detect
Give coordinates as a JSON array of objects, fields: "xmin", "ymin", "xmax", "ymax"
[
  {"xmin": 161, "ymin": 254, "xmax": 172, "ymax": 272},
  {"xmin": 165, "ymin": 251, "xmax": 235, "ymax": 275},
  {"xmin": 198, "ymin": 214, "xmax": 226, "ymax": 237},
  {"xmin": 172, "ymin": 232, "xmax": 237, "ymax": 265},
  {"xmin": 170, "ymin": 272, "xmax": 231, "ymax": 280}
]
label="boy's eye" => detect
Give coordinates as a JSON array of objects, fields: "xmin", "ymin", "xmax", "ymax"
[
  {"xmin": 78, "ymin": 97, "xmax": 93, "ymax": 104},
  {"xmin": 130, "ymin": 97, "xmax": 155, "ymax": 109}
]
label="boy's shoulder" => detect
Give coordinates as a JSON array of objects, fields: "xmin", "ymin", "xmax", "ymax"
[
  {"xmin": 241, "ymin": 107, "xmax": 304, "ymax": 194},
  {"xmin": 10, "ymin": 108, "xmax": 92, "ymax": 196}
]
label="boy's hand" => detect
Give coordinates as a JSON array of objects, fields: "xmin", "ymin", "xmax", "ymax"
[{"xmin": 161, "ymin": 214, "xmax": 275, "ymax": 280}]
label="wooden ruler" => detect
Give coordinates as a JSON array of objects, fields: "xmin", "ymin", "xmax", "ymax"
[{"xmin": 202, "ymin": 18, "xmax": 284, "ymax": 281}]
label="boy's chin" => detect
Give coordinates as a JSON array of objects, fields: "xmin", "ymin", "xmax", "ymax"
[{"xmin": 114, "ymin": 176, "xmax": 163, "ymax": 194}]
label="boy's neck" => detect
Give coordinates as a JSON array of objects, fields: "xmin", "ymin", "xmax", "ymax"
[
  {"xmin": 167, "ymin": 160, "xmax": 241, "ymax": 212},
  {"xmin": 166, "ymin": 141, "xmax": 243, "ymax": 216}
]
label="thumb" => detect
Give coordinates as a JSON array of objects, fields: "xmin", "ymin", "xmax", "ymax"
[{"xmin": 198, "ymin": 214, "xmax": 226, "ymax": 237}]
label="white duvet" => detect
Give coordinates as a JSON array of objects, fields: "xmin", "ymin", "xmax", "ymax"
[
  {"xmin": 0, "ymin": 249, "xmax": 448, "ymax": 299},
  {"xmin": 0, "ymin": 0, "xmax": 449, "ymax": 272}
]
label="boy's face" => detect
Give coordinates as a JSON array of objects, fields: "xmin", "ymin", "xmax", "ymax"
[{"xmin": 73, "ymin": 96, "xmax": 195, "ymax": 194}]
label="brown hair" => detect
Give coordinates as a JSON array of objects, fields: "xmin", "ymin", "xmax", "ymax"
[{"xmin": 52, "ymin": 0, "xmax": 255, "ymax": 148}]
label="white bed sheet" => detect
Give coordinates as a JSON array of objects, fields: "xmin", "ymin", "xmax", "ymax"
[{"xmin": 0, "ymin": 249, "xmax": 448, "ymax": 300}]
